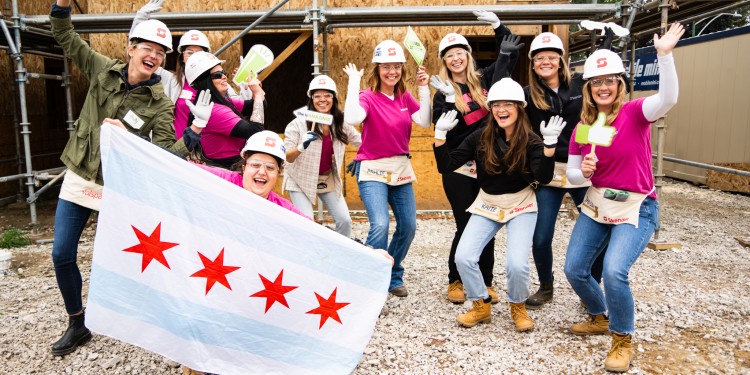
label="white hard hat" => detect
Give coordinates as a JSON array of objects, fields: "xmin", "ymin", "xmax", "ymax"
[
  {"xmin": 307, "ymin": 75, "xmax": 337, "ymax": 97},
  {"xmin": 372, "ymin": 40, "xmax": 406, "ymax": 63},
  {"xmin": 583, "ymin": 49, "xmax": 625, "ymax": 79},
  {"xmin": 528, "ymin": 32, "xmax": 564, "ymax": 58},
  {"xmin": 178, "ymin": 30, "xmax": 211, "ymax": 53},
  {"xmin": 129, "ymin": 19, "xmax": 173, "ymax": 54},
  {"xmin": 185, "ymin": 51, "xmax": 225, "ymax": 85},
  {"xmin": 487, "ymin": 78, "xmax": 526, "ymax": 108},
  {"xmin": 438, "ymin": 33, "xmax": 471, "ymax": 59},
  {"xmin": 241, "ymin": 131, "xmax": 287, "ymax": 164}
]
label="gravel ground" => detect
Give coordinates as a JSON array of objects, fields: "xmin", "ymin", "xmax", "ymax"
[{"xmin": 1, "ymin": 179, "xmax": 749, "ymax": 374}]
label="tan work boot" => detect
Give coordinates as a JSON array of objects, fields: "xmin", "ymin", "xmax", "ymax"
[
  {"xmin": 525, "ymin": 281, "xmax": 553, "ymax": 309},
  {"xmin": 569, "ymin": 313, "xmax": 609, "ymax": 335},
  {"xmin": 447, "ymin": 281, "xmax": 466, "ymax": 303},
  {"xmin": 509, "ymin": 302, "xmax": 534, "ymax": 332},
  {"xmin": 456, "ymin": 299, "xmax": 491, "ymax": 327},
  {"xmin": 486, "ymin": 285, "xmax": 499, "ymax": 304},
  {"xmin": 604, "ymin": 333, "xmax": 633, "ymax": 372},
  {"xmin": 181, "ymin": 365, "xmax": 206, "ymax": 375}
]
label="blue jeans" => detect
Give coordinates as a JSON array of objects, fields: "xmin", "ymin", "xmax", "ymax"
[
  {"xmin": 355, "ymin": 162, "xmax": 417, "ymax": 291},
  {"xmin": 51, "ymin": 198, "xmax": 93, "ymax": 315},
  {"xmin": 532, "ymin": 185, "xmax": 604, "ymax": 283},
  {"xmin": 564, "ymin": 197, "xmax": 659, "ymax": 334},
  {"xmin": 456, "ymin": 212, "xmax": 537, "ymax": 303},
  {"xmin": 289, "ymin": 190, "xmax": 353, "ymax": 238}
]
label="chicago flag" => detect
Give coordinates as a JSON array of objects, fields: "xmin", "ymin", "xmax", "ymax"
[{"xmin": 88, "ymin": 126, "xmax": 391, "ymax": 374}]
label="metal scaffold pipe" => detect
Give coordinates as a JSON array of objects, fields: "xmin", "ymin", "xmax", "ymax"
[{"xmin": 213, "ymin": 0, "xmax": 292, "ymax": 57}]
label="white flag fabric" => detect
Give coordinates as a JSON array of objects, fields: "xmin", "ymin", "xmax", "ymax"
[{"xmin": 89, "ymin": 125, "xmax": 391, "ymax": 375}]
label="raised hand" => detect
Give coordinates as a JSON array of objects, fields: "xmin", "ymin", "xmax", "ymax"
[
  {"xmin": 429, "ymin": 75, "xmax": 456, "ymax": 102},
  {"xmin": 539, "ymin": 115, "xmax": 566, "ymax": 147},
  {"xmin": 416, "ymin": 66, "xmax": 429, "ymax": 86},
  {"xmin": 473, "ymin": 10, "xmax": 501, "ymax": 29},
  {"xmin": 186, "ymin": 89, "xmax": 213, "ymax": 128},
  {"xmin": 434, "ymin": 110, "xmax": 459, "ymax": 140},
  {"xmin": 343, "ymin": 63, "xmax": 363, "ymax": 79},
  {"xmin": 500, "ymin": 35, "xmax": 525, "ymax": 54},
  {"xmin": 654, "ymin": 22, "xmax": 685, "ymax": 56},
  {"xmin": 138, "ymin": 0, "xmax": 163, "ymax": 15}
]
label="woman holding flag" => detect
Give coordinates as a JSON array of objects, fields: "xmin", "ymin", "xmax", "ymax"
[
  {"xmin": 564, "ymin": 23, "xmax": 684, "ymax": 372},
  {"xmin": 343, "ymin": 39, "xmax": 430, "ymax": 297},
  {"xmin": 433, "ymin": 78, "xmax": 564, "ymax": 332},
  {"xmin": 283, "ymin": 75, "xmax": 361, "ymax": 238},
  {"xmin": 429, "ymin": 10, "xmax": 519, "ymax": 304}
]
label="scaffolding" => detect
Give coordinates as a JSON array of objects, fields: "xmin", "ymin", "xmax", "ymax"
[{"xmin": 1, "ymin": 0, "xmax": 747, "ymax": 230}]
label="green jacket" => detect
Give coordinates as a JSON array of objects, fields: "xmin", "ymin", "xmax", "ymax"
[{"xmin": 50, "ymin": 15, "xmax": 188, "ymax": 184}]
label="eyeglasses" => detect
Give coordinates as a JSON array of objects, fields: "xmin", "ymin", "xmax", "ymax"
[
  {"xmin": 443, "ymin": 50, "xmax": 468, "ymax": 60},
  {"xmin": 247, "ymin": 159, "xmax": 279, "ymax": 173},
  {"xmin": 532, "ymin": 55, "xmax": 561, "ymax": 64},
  {"xmin": 183, "ymin": 49, "xmax": 201, "ymax": 57},
  {"xmin": 379, "ymin": 64, "xmax": 403, "ymax": 72},
  {"xmin": 135, "ymin": 44, "xmax": 166, "ymax": 60},
  {"xmin": 210, "ymin": 70, "xmax": 227, "ymax": 80},
  {"xmin": 491, "ymin": 101, "xmax": 516, "ymax": 110},
  {"xmin": 590, "ymin": 76, "xmax": 619, "ymax": 88},
  {"xmin": 312, "ymin": 93, "xmax": 334, "ymax": 100}
]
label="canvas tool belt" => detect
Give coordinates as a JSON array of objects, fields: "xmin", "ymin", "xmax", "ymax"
[
  {"xmin": 316, "ymin": 171, "xmax": 336, "ymax": 193},
  {"xmin": 545, "ymin": 162, "xmax": 592, "ymax": 188},
  {"xmin": 59, "ymin": 170, "xmax": 103, "ymax": 211},
  {"xmin": 453, "ymin": 160, "xmax": 478, "ymax": 179},
  {"xmin": 580, "ymin": 186, "xmax": 653, "ymax": 228},
  {"xmin": 467, "ymin": 187, "xmax": 537, "ymax": 223},
  {"xmin": 358, "ymin": 155, "xmax": 416, "ymax": 186}
]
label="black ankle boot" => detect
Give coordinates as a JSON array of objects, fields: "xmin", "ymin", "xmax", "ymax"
[
  {"xmin": 525, "ymin": 281, "xmax": 554, "ymax": 309},
  {"xmin": 51, "ymin": 312, "xmax": 92, "ymax": 356}
]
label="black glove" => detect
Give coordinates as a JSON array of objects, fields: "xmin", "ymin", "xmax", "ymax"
[
  {"xmin": 598, "ymin": 26, "xmax": 615, "ymax": 51},
  {"xmin": 345, "ymin": 160, "xmax": 357, "ymax": 177},
  {"xmin": 500, "ymin": 34, "xmax": 525, "ymax": 54}
]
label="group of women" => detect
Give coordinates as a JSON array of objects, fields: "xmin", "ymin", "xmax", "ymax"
[{"xmin": 46, "ymin": 0, "xmax": 684, "ymax": 372}]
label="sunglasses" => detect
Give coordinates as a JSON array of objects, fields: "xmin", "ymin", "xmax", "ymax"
[{"xmin": 210, "ymin": 70, "xmax": 227, "ymax": 80}]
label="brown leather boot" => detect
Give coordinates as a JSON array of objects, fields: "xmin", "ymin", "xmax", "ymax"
[
  {"xmin": 509, "ymin": 302, "xmax": 534, "ymax": 332},
  {"xmin": 604, "ymin": 333, "xmax": 633, "ymax": 372},
  {"xmin": 486, "ymin": 285, "xmax": 499, "ymax": 304},
  {"xmin": 570, "ymin": 313, "xmax": 609, "ymax": 335},
  {"xmin": 456, "ymin": 299, "xmax": 491, "ymax": 328},
  {"xmin": 525, "ymin": 281, "xmax": 553, "ymax": 309},
  {"xmin": 447, "ymin": 281, "xmax": 466, "ymax": 303}
]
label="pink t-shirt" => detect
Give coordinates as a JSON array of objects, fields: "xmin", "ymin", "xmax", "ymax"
[
  {"xmin": 193, "ymin": 163, "xmax": 309, "ymax": 218},
  {"xmin": 318, "ymin": 134, "xmax": 333, "ymax": 174},
  {"xmin": 569, "ymin": 98, "xmax": 656, "ymax": 198},
  {"xmin": 354, "ymin": 89, "xmax": 420, "ymax": 161},
  {"xmin": 173, "ymin": 80, "xmax": 196, "ymax": 139},
  {"xmin": 201, "ymin": 98, "xmax": 247, "ymax": 160}
]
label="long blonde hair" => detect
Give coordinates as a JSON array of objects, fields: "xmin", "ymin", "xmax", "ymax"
[
  {"xmin": 366, "ymin": 63, "xmax": 407, "ymax": 95},
  {"xmin": 580, "ymin": 76, "xmax": 627, "ymax": 125},
  {"xmin": 477, "ymin": 104, "xmax": 538, "ymax": 175},
  {"xmin": 527, "ymin": 56, "xmax": 572, "ymax": 111},
  {"xmin": 439, "ymin": 52, "xmax": 488, "ymax": 114}
]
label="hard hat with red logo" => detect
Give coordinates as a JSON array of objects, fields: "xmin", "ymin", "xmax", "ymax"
[
  {"xmin": 307, "ymin": 74, "xmax": 337, "ymax": 97},
  {"xmin": 372, "ymin": 40, "xmax": 406, "ymax": 63},
  {"xmin": 178, "ymin": 30, "xmax": 211, "ymax": 53},
  {"xmin": 487, "ymin": 78, "xmax": 527, "ymax": 108},
  {"xmin": 583, "ymin": 49, "xmax": 625, "ymax": 79},
  {"xmin": 438, "ymin": 33, "xmax": 472, "ymax": 59},
  {"xmin": 528, "ymin": 32, "xmax": 564, "ymax": 58},
  {"xmin": 129, "ymin": 19, "xmax": 173, "ymax": 54},
  {"xmin": 185, "ymin": 51, "xmax": 225, "ymax": 85},
  {"xmin": 241, "ymin": 130, "xmax": 287, "ymax": 164}
]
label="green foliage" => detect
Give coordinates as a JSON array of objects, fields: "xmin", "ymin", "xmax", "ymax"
[{"xmin": 0, "ymin": 229, "xmax": 32, "ymax": 249}]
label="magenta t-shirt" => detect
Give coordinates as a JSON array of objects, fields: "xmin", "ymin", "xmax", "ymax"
[
  {"xmin": 173, "ymin": 80, "xmax": 196, "ymax": 139},
  {"xmin": 201, "ymin": 98, "xmax": 247, "ymax": 160},
  {"xmin": 319, "ymin": 134, "xmax": 333, "ymax": 174},
  {"xmin": 193, "ymin": 163, "xmax": 309, "ymax": 218},
  {"xmin": 569, "ymin": 98, "xmax": 656, "ymax": 198},
  {"xmin": 354, "ymin": 89, "xmax": 420, "ymax": 161}
]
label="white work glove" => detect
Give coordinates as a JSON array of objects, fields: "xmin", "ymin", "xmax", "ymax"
[
  {"xmin": 138, "ymin": 0, "xmax": 163, "ymax": 15},
  {"xmin": 297, "ymin": 131, "xmax": 319, "ymax": 152},
  {"xmin": 238, "ymin": 82, "xmax": 253, "ymax": 100},
  {"xmin": 434, "ymin": 110, "xmax": 459, "ymax": 140},
  {"xmin": 539, "ymin": 115, "xmax": 566, "ymax": 147},
  {"xmin": 186, "ymin": 89, "xmax": 213, "ymax": 128},
  {"xmin": 343, "ymin": 63, "xmax": 363, "ymax": 88},
  {"xmin": 473, "ymin": 10, "xmax": 501, "ymax": 29},
  {"xmin": 429, "ymin": 75, "xmax": 456, "ymax": 103}
]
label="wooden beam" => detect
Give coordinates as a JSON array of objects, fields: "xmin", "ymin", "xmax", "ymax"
[{"xmin": 258, "ymin": 31, "xmax": 312, "ymax": 81}]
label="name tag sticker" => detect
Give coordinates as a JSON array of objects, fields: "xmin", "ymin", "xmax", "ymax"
[{"xmin": 123, "ymin": 110, "xmax": 145, "ymax": 129}]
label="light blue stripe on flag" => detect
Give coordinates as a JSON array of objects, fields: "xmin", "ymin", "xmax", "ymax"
[{"xmin": 89, "ymin": 263, "xmax": 360, "ymax": 373}]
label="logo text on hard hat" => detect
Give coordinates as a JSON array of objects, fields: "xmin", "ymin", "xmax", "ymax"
[
  {"xmin": 448, "ymin": 35, "xmax": 456, "ymax": 42},
  {"xmin": 542, "ymin": 36, "xmax": 551, "ymax": 43},
  {"xmin": 388, "ymin": 48, "xmax": 396, "ymax": 56},
  {"xmin": 265, "ymin": 138, "xmax": 276, "ymax": 147},
  {"xmin": 190, "ymin": 33, "xmax": 199, "ymax": 41},
  {"xmin": 596, "ymin": 58, "xmax": 608, "ymax": 68},
  {"xmin": 319, "ymin": 78, "xmax": 326, "ymax": 84},
  {"xmin": 156, "ymin": 28, "xmax": 167, "ymax": 39}
]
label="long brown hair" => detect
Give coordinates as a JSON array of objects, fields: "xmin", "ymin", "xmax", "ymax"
[
  {"xmin": 366, "ymin": 63, "xmax": 407, "ymax": 96},
  {"xmin": 580, "ymin": 76, "xmax": 627, "ymax": 125},
  {"xmin": 527, "ymin": 56, "xmax": 572, "ymax": 111},
  {"xmin": 306, "ymin": 91, "xmax": 348, "ymax": 145},
  {"xmin": 478, "ymin": 103, "xmax": 538, "ymax": 175},
  {"xmin": 438, "ymin": 52, "xmax": 488, "ymax": 114}
]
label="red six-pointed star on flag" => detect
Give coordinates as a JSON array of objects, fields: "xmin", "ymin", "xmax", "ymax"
[
  {"xmin": 250, "ymin": 270, "xmax": 298, "ymax": 313},
  {"xmin": 306, "ymin": 287, "xmax": 350, "ymax": 329},
  {"xmin": 190, "ymin": 248, "xmax": 240, "ymax": 295},
  {"xmin": 122, "ymin": 223, "xmax": 179, "ymax": 272}
]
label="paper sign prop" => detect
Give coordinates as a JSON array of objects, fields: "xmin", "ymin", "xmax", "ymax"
[
  {"xmin": 403, "ymin": 27, "xmax": 426, "ymax": 66},
  {"xmin": 580, "ymin": 20, "xmax": 630, "ymax": 37},
  {"xmin": 575, "ymin": 112, "xmax": 616, "ymax": 146},
  {"xmin": 293, "ymin": 106, "xmax": 334, "ymax": 125},
  {"xmin": 233, "ymin": 44, "xmax": 274, "ymax": 85}
]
